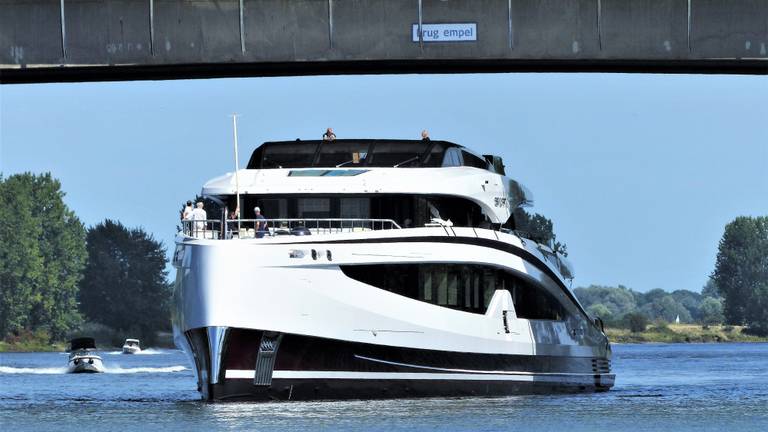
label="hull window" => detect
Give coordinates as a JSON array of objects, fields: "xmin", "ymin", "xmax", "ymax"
[{"xmin": 340, "ymin": 263, "xmax": 569, "ymax": 320}]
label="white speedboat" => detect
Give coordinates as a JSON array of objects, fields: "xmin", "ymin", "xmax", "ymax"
[
  {"xmin": 173, "ymin": 138, "xmax": 614, "ymax": 400},
  {"xmin": 67, "ymin": 337, "xmax": 105, "ymax": 373},
  {"xmin": 122, "ymin": 338, "xmax": 141, "ymax": 354}
]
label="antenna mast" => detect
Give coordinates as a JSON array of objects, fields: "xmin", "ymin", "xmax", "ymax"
[{"xmin": 232, "ymin": 114, "xmax": 241, "ymax": 233}]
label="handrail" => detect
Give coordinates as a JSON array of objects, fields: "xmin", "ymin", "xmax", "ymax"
[{"xmin": 180, "ymin": 218, "xmax": 401, "ymax": 239}]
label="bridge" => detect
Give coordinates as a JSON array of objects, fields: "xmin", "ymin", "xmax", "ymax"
[{"xmin": 1, "ymin": 0, "xmax": 766, "ymax": 83}]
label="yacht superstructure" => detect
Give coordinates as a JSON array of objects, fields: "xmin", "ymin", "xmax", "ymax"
[{"xmin": 172, "ymin": 139, "xmax": 614, "ymax": 400}]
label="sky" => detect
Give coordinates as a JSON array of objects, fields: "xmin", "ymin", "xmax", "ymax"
[{"xmin": 1, "ymin": 73, "xmax": 766, "ymax": 293}]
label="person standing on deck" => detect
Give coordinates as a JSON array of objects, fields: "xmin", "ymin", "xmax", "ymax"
[
  {"xmin": 190, "ymin": 202, "xmax": 207, "ymax": 236},
  {"xmin": 254, "ymin": 206, "xmax": 267, "ymax": 238},
  {"xmin": 323, "ymin": 128, "xmax": 336, "ymax": 141},
  {"xmin": 182, "ymin": 200, "xmax": 193, "ymax": 220}
]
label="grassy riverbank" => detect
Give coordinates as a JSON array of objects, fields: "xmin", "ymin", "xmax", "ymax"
[
  {"xmin": 4, "ymin": 325, "xmax": 766, "ymax": 352},
  {"xmin": 0, "ymin": 329, "xmax": 65, "ymax": 352},
  {"xmin": 0, "ymin": 328, "xmax": 174, "ymax": 353},
  {"xmin": 606, "ymin": 324, "xmax": 768, "ymax": 343}
]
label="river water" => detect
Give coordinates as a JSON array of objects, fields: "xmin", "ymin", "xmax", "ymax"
[{"xmin": 1, "ymin": 343, "xmax": 766, "ymax": 431}]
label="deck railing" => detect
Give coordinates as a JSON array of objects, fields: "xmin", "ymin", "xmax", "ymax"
[{"xmin": 180, "ymin": 218, "xmax": 401, "ymax": 239}]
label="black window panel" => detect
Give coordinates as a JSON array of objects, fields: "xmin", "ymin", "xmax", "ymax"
[
  {"xmin": 367, "ymin": 141, "xmax": 428, "ymax": 167},
  {"xmin": 340, "ymin": 263, "xmax": 569, "ymax": 320},
  {"xmin": 315, "ymin": 142, "xmax": 372, "ymax": 167},
  {"xmin": 421, "ymin": 142, "xmax": 447, "ymax": 167},
  {"xmin": 261, "ymin": 142, "xmax": 319, "ymax": 168},
  {"xmin": 249, "ymin": 140, "xmax": 455, "ymax": 169},
  {"xmin": 462, "ymin": 151, "xmax": 490, "ymax": 169}
]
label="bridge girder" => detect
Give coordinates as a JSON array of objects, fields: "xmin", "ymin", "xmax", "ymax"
[{"xmin": 1, "ymin": 0, "xmax": 766, "ymax": 84}]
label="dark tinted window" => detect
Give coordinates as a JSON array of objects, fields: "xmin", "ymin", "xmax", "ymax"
[
  {"xmin": 421, "ymin": 142, "xmax": 447, "ymax": 167},
  {"xmin": 367, "ymin": 141, "xmax": 429, "ymax": 167},
  {"xmin": 261, "ymin": 142, "xmax": 318, "ymax": 168},
  {"xmin": 340, "ymin": 263, "xmax": 568, "ymax": 320},
  {"xmin": 442, "ymin": 148, "xmax": 462, "ymax": 167},
  {"xmin": 461, "ymin": 151, "xmax": 490, "ymax": 169},
  {"xmin": 316, "ymin": 142, "xmax": 371, "ymax": 167},
  {"xmin": 249, "ymin": 140, "xmax": 453, "ymax": 168}
]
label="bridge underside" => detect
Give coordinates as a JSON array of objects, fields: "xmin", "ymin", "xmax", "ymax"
[{"xmin": 1, "ymin": 0, "xmax": 766, "ymax": 84}]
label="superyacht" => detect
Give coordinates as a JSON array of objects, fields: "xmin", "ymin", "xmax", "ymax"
[{"xmin": 172, "ymin": 137, "xmax": 614, "ymax": 400}]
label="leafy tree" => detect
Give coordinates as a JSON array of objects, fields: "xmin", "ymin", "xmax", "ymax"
[
  {"xmin": 640, "ymin": 295, "xmax": 692, "ymax": 323},
  {"xmin": 624, "ymin": 312, "xmax": 649, "ymax": 333},
  {"xmin": 0, "ymin": 173, "xmax": 86, "ymax": 340},
  {"xmin": 637, "ymin": 288, "xmax": 668, "ymax": 306},
  {"xmin": 574, "ymin": 285, "xmax": 637, "ymax": 323},
  {"xmin": 79, "ymin": 220, "xmax": 172, "ymax": 344},
  {"xmin": 669, "ymin": 290, "xmax": 704, "ymax": 322},
  {"xmin": 699, "ymin": 297, "xmax": 724, "ymax": 326},
  {"xmin": 712, "ymin": 216, "xmax": 768, "ymax": 335},
  {"xmin": 586, "ymin": 303, "xmax": 613, "ymax": 321},
  {"xmin": 701, "ymin": 279, "xmax": 721, "ymax": 299},
  {"xmin": 512, "ymin": 209, "xmax": 568, "ymax": 256}
]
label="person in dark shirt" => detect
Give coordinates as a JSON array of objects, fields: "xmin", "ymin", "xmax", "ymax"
[
  {"xmin": 323, "ymin": 128, "xmax": 336, "ymax": 141},
  {"xmin": 254, "ymin": 206, "xmax": 267, "ymax": 238},
  {"xmin": 421, "ymin": 130, "xmax": 430, "ymax": 141}
]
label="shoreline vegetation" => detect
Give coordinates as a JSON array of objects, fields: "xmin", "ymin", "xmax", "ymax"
[
  {"xmin": 606, "ymin": 324, "xmax": 768, "ymax": 343},
  {"xmin": 2, "ymin": 325, "xmax": 767, "ymax": 353}
]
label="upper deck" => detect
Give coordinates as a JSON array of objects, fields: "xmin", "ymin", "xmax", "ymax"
[{"xmin": 247, "ymin": 139, "xmax": 504, "ymax": 173}]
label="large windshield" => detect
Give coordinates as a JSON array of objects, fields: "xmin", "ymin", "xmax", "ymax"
[
  {"xmin": 248, "ymin": 140, "xmax": 450, "ymax": 168},
  {"xmin": 260, "ymin": 142, "xmax": 319, "ymax": 168}
]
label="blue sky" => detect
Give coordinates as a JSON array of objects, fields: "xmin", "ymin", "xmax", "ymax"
[{"xmin": 1, "ymin": 73, "xmax": 766, "ymax": 293}]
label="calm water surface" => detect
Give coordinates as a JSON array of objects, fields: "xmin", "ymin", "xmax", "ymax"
[{"xmin": 1, "ymin": 343, "xmax": 767, "ymax": 431}]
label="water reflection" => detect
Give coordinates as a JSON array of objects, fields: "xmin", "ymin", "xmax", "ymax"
[{"xmin": 2, "ymin": 344, "xmax": 768, "ymax": 431}]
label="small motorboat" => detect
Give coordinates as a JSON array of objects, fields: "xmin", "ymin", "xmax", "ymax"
[
  {"xmin": 122, "ymin": 338, "xmax": 141, "ymax": 354},
  {"xmin": 67, "ymin": 337, "xmax": 105, "ymax": 373}
]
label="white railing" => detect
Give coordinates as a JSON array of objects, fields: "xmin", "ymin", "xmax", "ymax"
[{"xmin": 180, "ymin": 218, "xmax": 401, "ymax": 239}]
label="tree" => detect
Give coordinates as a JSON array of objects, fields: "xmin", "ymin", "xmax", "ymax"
[
  {"xmin": 670, "ymin": 290, "xmax": 704, "ymax": 322},
  {"xmin": 79, "ymin": 220, "xmax": 172, "ymax": 344},
  {"xmin": 712, "ymin": 216, "xmax": 768, "ymax": 335},
  {"xmin": 699, "ymin": 297, "xmax": 724, "ymax": 326},
  {"xmin": 0, "ymin": 173, "xmax": 86, "ymax": 340},
  {"xmin": 586, "ymin": 303, "xmax": 613, "ymax": 321},
  {"xmin": 574, "ymin": 285, "xmax": 637, "ymax": 323},
  {"xmin": 639, "ymin": 295, "xmax": 692, "ymax": 323},
  {"xmin": 701, "ymin": 279, "xmax": 721, "ymax": 299},
  {"xmin": 513, "ymin": 209, "xmax": 568, "ymax": 256},
  {"xmin": 624, "ymin": 312, "xmax": 649, "ymax": 333}
]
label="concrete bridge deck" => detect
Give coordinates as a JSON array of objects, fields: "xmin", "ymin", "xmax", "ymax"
[{"xmin": 1, "ymin": 0, "xmax": 766, "ymax": 83}]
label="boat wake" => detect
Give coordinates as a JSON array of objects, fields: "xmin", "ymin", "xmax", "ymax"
[
  {"xmin": 0, "ymin": 366, "xmax": 68, "ymax": 374},
  {"xmin": 105, "ymin": 348, "xmax": 175, "ymax": 356},
  {"xmin": 105, "ymin": 365, "xmax": 188, "ymax": 374},
  {"xmin": 0, "ymin": 365, "xmax": 188, "ymax": 374}
]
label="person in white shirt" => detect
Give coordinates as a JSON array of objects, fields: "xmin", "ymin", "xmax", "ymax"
[{"xmin": 190, "ymin": 202, "xmax": 207, "ymax": 235}]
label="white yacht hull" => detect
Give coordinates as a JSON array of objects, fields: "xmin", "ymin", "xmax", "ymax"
[{"xmin": 172, "ymin": 227, "xmax": 614, "ymax": 401}]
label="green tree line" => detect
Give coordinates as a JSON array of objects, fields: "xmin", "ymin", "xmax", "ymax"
[
  {"xmin": 574, "ymin": 283, "xmax": 724, "ymax": 330},
  {"xmin": 0, "ymin": 173, "xmax": 171, "ymax": 346},
  {"xmin": 576, "ymin": 216, "xmax": 768, "ymax": 335}
]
